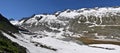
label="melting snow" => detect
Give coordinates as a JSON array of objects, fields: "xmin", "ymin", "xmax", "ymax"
[{"xmin": 2, "ymin": 32, "xmax": 120, "ymax": 53}]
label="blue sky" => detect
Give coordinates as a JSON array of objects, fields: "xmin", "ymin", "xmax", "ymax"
[{"xmin": 0, "ymin": 0, "xmax": 120, "ymax": 20}]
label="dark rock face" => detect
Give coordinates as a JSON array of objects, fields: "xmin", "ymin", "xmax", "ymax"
[
  {"xmin": 0, "ymin": 14, "xmax": 19, "ymax": 33},
  {"xmin": 0, "ymin": 14, "xmax": 27, "ymax": 53}
]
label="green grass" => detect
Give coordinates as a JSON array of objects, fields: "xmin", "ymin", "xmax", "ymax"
[{"xmin": 0, "ymin": 32, "xmax": 26, "ymax": 53}]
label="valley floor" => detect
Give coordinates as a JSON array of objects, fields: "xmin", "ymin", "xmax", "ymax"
[{"xmin": 2, "ymin": 32, "xmax": 120, "ymax": 53}]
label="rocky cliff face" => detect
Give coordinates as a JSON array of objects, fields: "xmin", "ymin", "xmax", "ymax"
[{"xmin": 0, "ymin": 14, "xmax": 19, "ymax": 33}]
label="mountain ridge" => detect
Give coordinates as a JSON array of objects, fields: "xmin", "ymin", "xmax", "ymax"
[{"xmin": 12, "ymin": 7, "xmax": 120, "ymax": 40}]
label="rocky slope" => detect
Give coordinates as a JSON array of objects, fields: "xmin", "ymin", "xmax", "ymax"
[{"xmin": 0, "ymin": 14, "xmax": 27, "ymax": 53}]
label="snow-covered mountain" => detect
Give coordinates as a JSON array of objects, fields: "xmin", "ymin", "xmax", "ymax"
[
  {"xmin": 15, "ymin": 7, "xmax": 120, "ymax": 40},
  {"xmin": 6, "ymin": 7, "xmax": 120, "ymax": 53}
]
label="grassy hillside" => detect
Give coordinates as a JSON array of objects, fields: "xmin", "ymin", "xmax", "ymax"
[
  {"xmin": 0, "ymin": 14, "xmax": 27, "ymax": 53},
  {"xmin": 0, "ymin": 32, "xmax": 26, "ymax": 53}
]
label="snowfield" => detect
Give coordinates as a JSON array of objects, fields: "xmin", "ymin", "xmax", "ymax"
[
  {"xmin": 2, "ymin": 32, "xmax": 120, "ymax": 53},
  {"xmin": 10, "ymin": 20, "xmax": 19, "ymax": 25}
]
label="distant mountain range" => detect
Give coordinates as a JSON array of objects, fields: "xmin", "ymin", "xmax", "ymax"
[{"xmin": 15, "ymin": 7, "xmax": 120, "ymax": 40}]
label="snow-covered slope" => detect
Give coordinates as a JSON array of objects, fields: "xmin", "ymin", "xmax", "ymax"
[
  {"xmin": 2, "ymin": 31, "xmax": 120, "ymax": 53},
  {"xmin": 10, "ymin": 20, "xmax": 19, "ymax": 25}
]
